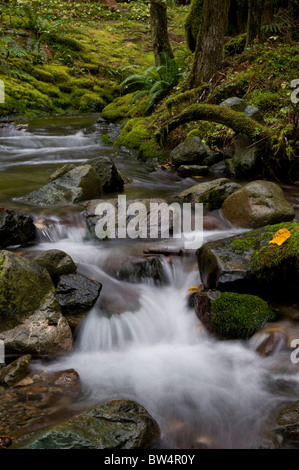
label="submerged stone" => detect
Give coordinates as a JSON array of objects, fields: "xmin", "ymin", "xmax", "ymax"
[{"xmin": 11, "ymin": 399, "xmax": 160, "ymax": 449}]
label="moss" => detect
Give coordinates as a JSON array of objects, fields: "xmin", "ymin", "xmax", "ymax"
[
  {"xmin": 230, "ymin": 237, "xmax": 259, "ymax": 253},
  {"xmin": 30, "ymin": 68, "xmax": 53, "ymax": 83},
  {"xmin": 224, "ymin": 33, "xmax": 247, "ymax": 56},
  {"xmin": 42, "ymin": 65, "xmax": 71, "ymax": 84},
  {"xmin": 1, "ymin": 77, "xmax": 58, "ymax": 117},
  {"xmin": 210, "ymin": 292, "xmax": 274, "ymax": 339},
  {"xmin": 100, "ymin": 135, "xmax": 113, "ymax": 145},
  {"xmin": 0, "ymin": 254, "xmax": 6, "ymax": 276},
  {"xmin": 101, "ymin": 93, "xmax": 147, "ymax": 122},
  {"xmin": 184, "ymin": 0, "xmax": 204, "ymax": 52},
  {"xmin": 78, "ymin": 92, "xmax": 106, "ymax": 112},
  {"xmin": 115, "ymin": 117, "xmax": 150, "ymax": 149},
  {"xmin": 250, "ymin": 221, "xmax": 299, "ymax": 283},
  {"xmin": 250, "ymin": 91, "xmax": 283, "ymax": 112},
  {"xmin": 72, "ymin": 78, "xmax": 95, "ymax": 91}
]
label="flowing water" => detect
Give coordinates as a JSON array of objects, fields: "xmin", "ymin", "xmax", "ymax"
[{"xmin": 1, "ymin": 114, "xmax": 299, "ymax": 449}]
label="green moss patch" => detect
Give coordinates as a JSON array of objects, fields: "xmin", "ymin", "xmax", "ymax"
[
  {"xmin": 210, "ymin": 292, "xmax": 274, "ymax": 339},
  {"xmin": 250, "ymin": 221, "xmax": 299, "ymax": 284}
]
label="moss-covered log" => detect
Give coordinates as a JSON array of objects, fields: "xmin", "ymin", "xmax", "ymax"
[{"xmin": 158, "ymin": 103, "xmax": 272, "ymax": 147}]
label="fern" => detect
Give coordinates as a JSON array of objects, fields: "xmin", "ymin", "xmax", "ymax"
[{"xmin": 120, "ymin": 54, "xmax": 185, "ymax": 113}]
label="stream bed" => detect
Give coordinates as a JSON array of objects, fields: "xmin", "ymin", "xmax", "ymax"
[{"xmin": 1, "ymin": 113, "xmax": 299, "ymax": 449}]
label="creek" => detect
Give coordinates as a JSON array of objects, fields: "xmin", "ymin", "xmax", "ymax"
[{"xmin": 1, "ymin": 113, "xmax": 299, "ymax": 449}]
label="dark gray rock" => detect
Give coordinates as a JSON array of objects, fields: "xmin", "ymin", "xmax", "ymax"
[
  {"xmin": 220, "ymin": 97, "xmax": 247, "ymax": 112},
  {"xmin": 196, "ymin": 221, "xmax": 299, "ymax": 298},
  {"xmin": 231, "ymin": 134, "xmax": 262, "ymax": 178},
  {"xmin": 170, "ymin": 136, "xmax": 213, "ymax": 166},
  {"xmin": 209, "ymin": 161, "xmax": 227, "ymax": 175},
  {"xmin": 115, "ymin": 255, "xmax": 170, "ymax": 285},
  {"xmin": 56, "ymin": 274, "xmax": 102, "ymax": 315},
  {"xmin": 87, "ymin": 156, "xmax": 124, "ymax": 193},
  {"xmin": 0, "ymin": 210, "xmax": 36, "ymax": 248},
  {"xmin": 244, "ymin": 105, "xmax": 264, "ymax": 123}
]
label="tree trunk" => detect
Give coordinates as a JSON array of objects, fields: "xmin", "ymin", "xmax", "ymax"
[
  {"xmin": 246, "ymin": 0, "xmax": 263, "ymax": 46},
  {"xmin": 188, "ymin": 0, "xmax": 230, "ymax": 89},
  {"xmin": 150, "ymin": 0, "xmax": 174, "ymax": 66}
]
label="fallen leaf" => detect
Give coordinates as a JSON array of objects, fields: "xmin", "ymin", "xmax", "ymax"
[
  {"xmin": 269, "ymin": 228, "xmax": 291, "ymax": 246},
  {"xmin": 188, "ymin": 286, "xmax": 199, "ymax": 292}
]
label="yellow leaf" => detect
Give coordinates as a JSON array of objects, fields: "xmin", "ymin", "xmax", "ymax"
[
  {"xmin": 188, "ymin": 286, "xmax": 199, "ymax": 292},
  {"xmin": 269, "ymin": 228, "xmax": 291, "ymax": 246}
]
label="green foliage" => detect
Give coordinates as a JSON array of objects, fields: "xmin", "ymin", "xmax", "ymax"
[
  {"xmin": 120, "ymin": 54, "xmax": 185, "ymax": 113},
  {"xmin": 210, "ymin": 292, "xmax": 274, "ymax": 340}
]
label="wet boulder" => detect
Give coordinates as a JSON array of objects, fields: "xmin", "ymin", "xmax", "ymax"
[
  {"xmin": 0, "ymin": 250, "xmax": 73, "ymax": 356},
  {"xmin": 170, "ymin": 136, "xmax": 213, "ymax": 166},
  {"xmin": 47, "ymin": 163, "xmax": 76, "ymax": 183},
  {"xmin": 21, "ymin": 164, "xmax": 102, "ymax": 205},
  {"xmin": 222, "ymin": 180, "xmax": 295, "ymax": 228},
  {"xmin": 84, "ymin": 197, "xmax": 175, "ymax": 240},
  {"xmin": 0, "ymin": 209, "xmax": 36, "ymax": 248},
  {"xmin": 197, "ymin": 221, "xmax": 299, "ymax": 299},
  {"xmin": 177, "ymin": 178, "xmax": 241, "ymax": 210},
  {"xmin": 87, "ymin": 156, "xmax": 124, "ymax": 193},
  {"xmin": 114, "ymin": 255, "xmax": 170, "ymax": 285},
  {"xmin": 189, "ymin": 287, "xmax": 220, "ymax": 330},
  {"xmin": 56, "ymin": 274, "xmax": 102, "ymax": 329},
  {"xmin": 26, "ymin": 249, "xmax": 76, "ymax": 284},
  {"xmin": 11, "ymin": 399, "xmax": 160, "ymax": 449},
  {"xmin": 270, "ymin": 401, "xmax": 299, "ymax": 445},
  {"xmin": 0, "ymin": 355, "xmax": 31, "ymax": 387}
]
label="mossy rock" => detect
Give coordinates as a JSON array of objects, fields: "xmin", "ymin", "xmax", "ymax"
[
  {"xmin": 197, "ymin": 221, "xmax": 299, "ymax": 299},
  {"xmin": 42, "ymin": 65, "xmax": 71, "ymax": 84},
  {"xmin": 26, "ymin": 249, "xmax": 76, "ymax": 285},
  {"xmin": 11, "ymin": 400, "xmax": 160, "ymax": 449},
  {"xmin": 115, "ymin": 117, "xmax": 150, "ymax": 150},
  {"xmin": 210, "ymin": 292, "xmax": 274, "ymax": 339},
  {"xmin": 0, "ymin": 250, "xmax": 56, "ymax": 331},
  {"xmin": 79, "ymin": 92, "xmax": 107, "ymax": 112}
]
